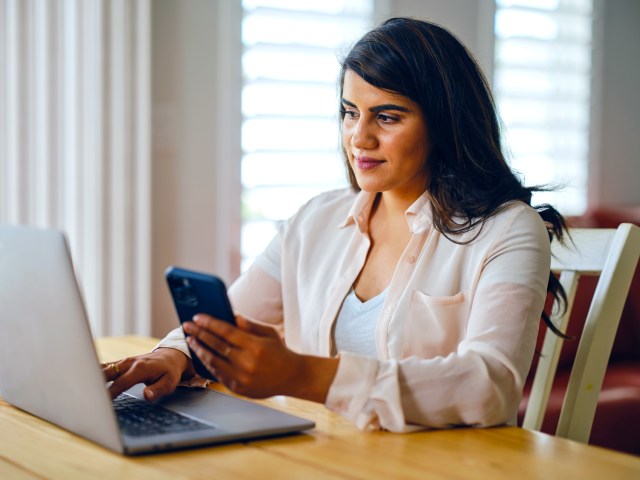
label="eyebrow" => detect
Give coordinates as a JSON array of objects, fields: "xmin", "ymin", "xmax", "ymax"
[{"xmin": 341, "ymin": 98, "xmax": 411, "ymax": 114}]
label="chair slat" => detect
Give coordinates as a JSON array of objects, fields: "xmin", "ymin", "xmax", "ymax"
[
  {"xmin": 522, "ymin": 270, "xmax": 579, "ymax": 431},
  {"xmin": 556, "ymin": 223, "xmax": 640, "ymax": 441},
  {"xmin": 523, "ymin": 223, "xmax": 640, "ymax": 444},
  {"xmin": 551, "ymin": 228, "xmax": 616, "ymax": 275}
]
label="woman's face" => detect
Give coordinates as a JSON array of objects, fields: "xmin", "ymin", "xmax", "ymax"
[{"xmin": 341, "ymin": 69, "xmax": 430, "ymax": 202}]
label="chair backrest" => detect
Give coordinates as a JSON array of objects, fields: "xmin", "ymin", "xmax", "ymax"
[{"xmin": 522, "ymin": 223, "xmax": 640, "ymax": 443}]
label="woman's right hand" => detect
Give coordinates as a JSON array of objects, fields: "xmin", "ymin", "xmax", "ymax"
[{"xmin": 102, "ymin": 347, "xmax": 196, "ymax": 402}]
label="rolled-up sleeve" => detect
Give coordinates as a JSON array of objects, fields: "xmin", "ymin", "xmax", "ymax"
[{"xmin": 154, "ymin": 327, "xmax": 189, "ymax": 357}]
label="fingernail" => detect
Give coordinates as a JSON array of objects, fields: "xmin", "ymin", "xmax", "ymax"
[
  {"xmin": 146, "ymin": 390, "xmax": 155, "ymax": 401},
  {"xmin": 192, "ymin": 315, "xmax": 200, "ymax": 323}
]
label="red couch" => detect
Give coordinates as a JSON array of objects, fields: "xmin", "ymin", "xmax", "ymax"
[{"xmin": 518, "ymin": 206, "xmax": 640, "ymax": 456}]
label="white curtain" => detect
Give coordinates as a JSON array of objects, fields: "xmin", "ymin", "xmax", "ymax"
[{"xmin": 0, "ymin": 0, "xmax": 151, "ymax": 336}]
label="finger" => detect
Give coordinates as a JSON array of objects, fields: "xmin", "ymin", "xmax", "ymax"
[
  {"xmin": 102, "ymin": 358, "xmax": 129, "ymax": 383},
  {"xmin": 143, "ymin": 374, "xmax": 178, "ymax": 402},
  {"xmin": 236, "ymin": 315, "xmax": 279, "ymax": 338},
  {"xmin": 187, "ymin": 336, "xmax": 234, "ymax": 377},
  {"xmin": 107, "ymin": 359, "xmax": 161, "ymax": 399},
  {"xmin": 192, "ymin": 314, "xmax": 244, "ymax": 346},
  {"xmin": 108, "ymin": 372, "xmax": 148, "ymax": 399},
  {"xmin": 183, "ymin": 321, "xmax": 235, "ymax": 359}
]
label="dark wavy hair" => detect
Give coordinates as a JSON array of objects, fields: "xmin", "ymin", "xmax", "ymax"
[{"xmin": 339, "ymin": 17, "xmax": 569, "ymax": 337}]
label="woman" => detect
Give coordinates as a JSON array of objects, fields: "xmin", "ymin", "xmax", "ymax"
[{"xmin": 104, "ymin": 18, "xmax": 567, "ymax": 432}]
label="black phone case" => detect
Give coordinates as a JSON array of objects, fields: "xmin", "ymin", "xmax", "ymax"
[{"xmin": 165, "ymin": 266, "xmax": 235, "ymax": 380}]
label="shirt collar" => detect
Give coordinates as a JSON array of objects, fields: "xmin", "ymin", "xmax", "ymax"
[
  {"xmin": 339, "ymin": 191, "xmax": 377, "ymax": 234},
  {"xmin": 405, "ymin": 191, "xmax": 433, "ymax": 232},
  {"xmin": 339, "ymin": 190, "xmax": 433, "ymax": 234}
]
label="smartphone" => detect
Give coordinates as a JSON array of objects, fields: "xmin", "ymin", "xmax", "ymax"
[{"xmin": 165, "ymin": 266, "xmax": 236, "ymax": 380}]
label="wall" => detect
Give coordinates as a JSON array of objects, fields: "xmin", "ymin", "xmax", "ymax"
[
  {"xmin": 377, "ymin": 0, "xmax": 496, "ymax": 81},
  {"xmin": 589, "ymin": 0, "xmax": 640, "ymax": 207},
  {"xmin": 151, "ymin": 0, "xmax": 241, "ymax": 336}
]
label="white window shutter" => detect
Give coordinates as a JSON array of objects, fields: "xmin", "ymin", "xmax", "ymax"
[
  {"xmin": 240, "ymin": 0, "xmax": 373, "ymax": 270},
  {"xmin": 494, "ymin": 0, "xmax": 594, "ymax": 215}
]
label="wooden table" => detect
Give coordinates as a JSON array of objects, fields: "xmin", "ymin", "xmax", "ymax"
[{"xmin": 1, "ymin": 336, "xmax": 639, "ymax": 479}]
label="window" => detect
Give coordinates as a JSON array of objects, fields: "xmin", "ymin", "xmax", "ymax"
[
  {"xmin": 494, "ymin": 0, "xmax": 594, "ymax": 215},
  {"xmin": 240, "ymin": 0, "xmax": 373, "ymax": 270}
]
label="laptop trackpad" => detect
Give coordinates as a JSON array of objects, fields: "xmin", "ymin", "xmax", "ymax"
[{"xmin": 123, "ymin": 384, "xmax": 312, "ymax": 434}]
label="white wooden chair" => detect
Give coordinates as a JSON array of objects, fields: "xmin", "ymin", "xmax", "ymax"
[{"xmin": 522, "ymin": 223, "xmax": 640, "ymax": 443}]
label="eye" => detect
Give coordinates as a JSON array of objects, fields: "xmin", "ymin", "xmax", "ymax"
[
  {"xmin": 341, "ymin": 108, "xmax": 359, "ymax": 120},
  {"xmin": 377, "ymin": 113, "xmax": 399, "ymax": 124}
]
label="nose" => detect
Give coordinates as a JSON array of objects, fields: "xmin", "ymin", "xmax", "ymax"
[{"xmin": 350, "ymin": 117, "xmax": 377, "ymax": 150}]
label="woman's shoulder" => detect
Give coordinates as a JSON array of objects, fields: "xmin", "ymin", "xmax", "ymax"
[
  {"xmin": 481, "ymin": 200, "xmax": 549, "ymax": 244},
  {"xmin": 307, "ymin": 187, "xmax": 357, "ymax": 206},
  {"xmin": 291, "ymin": 187, "xmax": 357, "ymax": 222},
  {"xmin": 279, "ymin": 188, "xmax": 359, "ymax": 250},
  {"xmin": 495, "ymin": 200, "xmax": 541, "ymax": 221},
  {"xmin": 454, "ymin": 200, "xmax": 547, "ymax": 245}
]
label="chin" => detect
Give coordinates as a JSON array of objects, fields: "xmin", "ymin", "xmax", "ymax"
[{"xmin": 354, "ymin": 180, "xmax": 382, "ymax": 193}]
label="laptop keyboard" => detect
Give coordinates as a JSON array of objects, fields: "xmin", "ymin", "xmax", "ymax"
[{"xmin": 113, "ymin": 394, "xmax": 215, "ymax": 437}]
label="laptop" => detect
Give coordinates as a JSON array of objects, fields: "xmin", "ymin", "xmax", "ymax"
[{"xmin": 0, "ymin": 224, "xmax": 314, "ymax": 455}]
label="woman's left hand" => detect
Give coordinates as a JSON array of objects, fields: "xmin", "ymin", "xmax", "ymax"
[{"xmin": 182, "ymin": 314, "xmax": 338, "ymax": 401}]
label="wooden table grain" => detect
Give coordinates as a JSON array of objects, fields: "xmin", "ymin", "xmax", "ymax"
[{"xmin": 1, "ymin": 336, "xmax": 638, "ymax": 479}]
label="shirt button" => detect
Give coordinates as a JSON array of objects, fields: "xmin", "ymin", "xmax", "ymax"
[{"xmin": 406, "ymin": 255, "xmax": 416, "ymax": 264}]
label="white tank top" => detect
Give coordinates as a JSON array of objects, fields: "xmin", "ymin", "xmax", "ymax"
[{"xmin": 333, "ymin": 288, "xmax": 388, "ymax": 357}]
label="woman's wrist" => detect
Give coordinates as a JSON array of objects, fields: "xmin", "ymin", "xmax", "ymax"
[
  {"xmin": 155, "ymin": 346, "xmax": 196, "ymax": 380},
  {"xmin": 288, "ymin": 354, "xmax": 340, "ymax": 403}
]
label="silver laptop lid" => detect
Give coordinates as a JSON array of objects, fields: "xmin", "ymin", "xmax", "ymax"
[{"xmin": 0, "ymin": 225, "xmax": 123, "ymax": 453}]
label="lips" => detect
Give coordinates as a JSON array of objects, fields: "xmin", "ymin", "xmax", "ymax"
[{"xmin": 355, "ymin": 156, "xmax": 385, "ymax": 170}]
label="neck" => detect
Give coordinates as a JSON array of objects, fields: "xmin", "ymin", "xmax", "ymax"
[{"xmin": 378, "ymin": 190, "xmax": 424, "ymax": 217}]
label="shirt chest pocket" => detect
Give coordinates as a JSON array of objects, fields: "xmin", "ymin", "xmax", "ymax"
[{"xmin": 402, "ymin": 290, "xmax": 470, "ymax": 358}]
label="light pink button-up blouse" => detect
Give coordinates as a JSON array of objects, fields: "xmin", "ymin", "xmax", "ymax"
[{"xmin": 158, "ymin": 188, "xmax": 550, "ymax": 432}]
